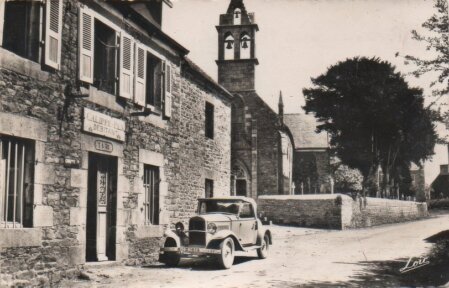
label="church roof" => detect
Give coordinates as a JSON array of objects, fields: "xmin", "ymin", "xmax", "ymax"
[
  {"xmin": 226, "ymin": 0, "xmax": 247, "ymax": 14},
  {"xmin": 284, "ymin": 113, "xmax": 329, "ymax": 150}
]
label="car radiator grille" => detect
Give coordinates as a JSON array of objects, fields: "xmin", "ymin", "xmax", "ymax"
[
  {"xmin": 189, "ymin": 218, "xmax": 206, "ymax": 246},
  {"xmin": 189, "ymin": 232, "xmax": 206, "ymax": 246}
]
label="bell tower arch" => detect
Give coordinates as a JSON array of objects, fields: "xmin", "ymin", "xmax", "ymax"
[{"xmin": 216, "ymin": 0, "xmax": 259, "ymax": 92}]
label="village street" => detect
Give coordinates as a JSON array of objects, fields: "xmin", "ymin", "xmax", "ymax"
[{"xmin": 63, "ymin": 213, "xmax": 449, "ymax": 288}]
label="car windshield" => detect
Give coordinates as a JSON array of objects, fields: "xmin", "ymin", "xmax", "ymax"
[{"xmin": 199, "ymin": 201, "xmax": 241, "ymax": 215}]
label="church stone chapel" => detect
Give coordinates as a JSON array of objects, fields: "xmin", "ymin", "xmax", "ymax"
[{"xmin": 217, "ymin": 0, "xmax": 295, "ymax": 198}]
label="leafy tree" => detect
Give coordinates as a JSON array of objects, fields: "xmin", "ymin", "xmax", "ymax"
[
  {"xmin": 333, "ymin": 163, "xmax": 363, "ymax": 193},
  {"xmin": 402, "ymin": 0, "xmax": 449, "ymax": 100},
  {"xmin": 303, "ymin": 57, "xmax": 438, "ymax": 197}
]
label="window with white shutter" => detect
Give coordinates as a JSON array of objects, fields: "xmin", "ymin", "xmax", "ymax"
[
  {"xmin": 44, "ymin": 0, "xmax": 63, "ymax": 69},
  {"xmin": 163, "ymin": 61, "xmax": 172, "ymax": 118},
  {"xmin": 79, "ymin": 6, "xmax": 94, "ymax": 83},
  {"xmin": 119, "ymin": 32, "xmax": 134, "ymax": 99},
  {"xmin": 134, "ymin": 44, "xmax": 147, "ymax": 106}
]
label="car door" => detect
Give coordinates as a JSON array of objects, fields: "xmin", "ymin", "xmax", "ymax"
[{"xmin": 238, "ymin": 202, "xmax": 257, "ymax": 245}]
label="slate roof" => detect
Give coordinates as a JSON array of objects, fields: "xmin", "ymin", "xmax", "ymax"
[{"xmin": 284, "ymin": 113, "xmax": 328, "ymax": 150}]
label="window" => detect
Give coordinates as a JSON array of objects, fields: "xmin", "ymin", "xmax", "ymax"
[
  {"xmin": 78, "ymin": 5, "xmax": 173, "ymax": 117},
  {"xmin": 0, "ymin": 136, "xmax": 35, "ymax": 228},
  {"xmin": 2, "ymin": 1, "xmax": 41, "ymax": 62},
  {"xmin": 146, "ymin": 53, "xmax": 162, "ymax": 109},
  {"xmin": 239, "ymin": 203, "xmax": 254, "ymax": 218},
  {"xmin": 143, "ymin": 165, "xmax": 159, "ymax": 225},
  {"xmin": 205, "ymin": 102, "xmax": 214, "ymax": 139},
  {"xmin": 93, "ymin": 20, "xmax": 118, "ymax": 95},
  {"xmin": 1, "ymin": 0, "xmax": 62, "ymax": 69},
  {"xmin": 205, "ymin": 179, "xmax": 214, "ymax": 198}
]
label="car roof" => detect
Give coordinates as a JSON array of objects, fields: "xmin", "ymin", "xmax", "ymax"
[{"xmin": 198, "ymin": 196, "xmax": 257, "ymax": 206}]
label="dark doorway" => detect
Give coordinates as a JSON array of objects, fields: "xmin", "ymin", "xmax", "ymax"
[
  {"xmin": 86, "ymin": 153, "xmax": 117, "ymax": 262},
  {"xmin": 236, "ymin": 179, "xmax": 247, "ymax": 196}
]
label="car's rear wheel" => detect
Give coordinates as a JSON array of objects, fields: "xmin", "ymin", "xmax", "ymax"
[
  {"xmin": 218, "ymin": 237, "xmax": 235, "ymax": 269},
  {"xmin": 257, "ymin": 234, "xmax": 269, "ymax": 259}
]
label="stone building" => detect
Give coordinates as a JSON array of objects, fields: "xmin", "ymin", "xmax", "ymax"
[
  {"xmin": 431, "ymin": 164, "xmax": 449, "ymax": 199},
  {"xmin": 0, "ymin": 0, "xmax": 233, "ymax": 285},
  {"xmin": 217, "ymin": 0, "xmax": 294, "ymax": 198},
  {"xmin": 284, "ymin": 113, "xmax": 332, "ymax": 194}
]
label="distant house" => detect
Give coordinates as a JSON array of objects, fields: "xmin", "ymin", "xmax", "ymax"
[
  {"xmin": 284, "ymin": 113, "xmax": 332, "ymax": 194},
  {"xmin": 431, "ymin": 165, "xmax": 449, "ymax": 199}
]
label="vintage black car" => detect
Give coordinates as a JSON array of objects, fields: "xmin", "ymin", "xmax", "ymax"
[{"xmin": 159, "ymin": 197, "xmax": 272, "ymax": 269}]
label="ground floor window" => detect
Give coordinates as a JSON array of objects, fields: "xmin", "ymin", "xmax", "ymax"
[
  {"xmin": 144, "ymin": 165, "xmax": 159, "ymax": 225},
  {"xmin": 0, "ymin": 135, "xmax": 35, "ymax": 228}
]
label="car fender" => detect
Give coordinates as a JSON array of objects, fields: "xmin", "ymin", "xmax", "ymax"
[
  {"xmin": 256, "ymin": 220, "xmax": 273, "ymax": 245},
  {"xmin": 208, "ymin": 230, "xmax": 245, "ymax": 251},
  {"xmin": 163, "ymin": 229, "xmax": 181, "ymax": 247}
]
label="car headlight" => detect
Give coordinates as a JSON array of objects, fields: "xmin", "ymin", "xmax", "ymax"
[
  {"xmin": 207, "ymin": 222, "xmax": 217, "ymax": 234},
  {"xmin": 175, "ymin": 222, "xmax": 185, "ymax": 234}
]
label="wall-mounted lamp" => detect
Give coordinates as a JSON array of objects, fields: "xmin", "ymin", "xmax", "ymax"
[{"xmin": 65, "ymin": 82, "xmax": 88, "ymax": 98}]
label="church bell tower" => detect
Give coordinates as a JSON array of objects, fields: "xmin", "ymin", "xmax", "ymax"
[{"xmin": 216, "ymin": 0, "xmax": 259, "ymax": 92}]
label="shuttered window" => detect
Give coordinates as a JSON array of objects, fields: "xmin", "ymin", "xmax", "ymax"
[
  {"xmin": 0, "ymin": 0, "xmax": 62, "ymax": 69},
  {"xmin": 0, "ymin": 136, "xmax": 34, "ymax": 228}
]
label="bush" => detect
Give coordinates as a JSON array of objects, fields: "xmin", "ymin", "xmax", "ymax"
[{"xmin": 428, "ymin": 199, "xmax": 449, "ymax": 210}]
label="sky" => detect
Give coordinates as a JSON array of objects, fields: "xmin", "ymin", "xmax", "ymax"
[{"xmin": 162, "ymin": 0, "xmax": 447, "ymax": 185}]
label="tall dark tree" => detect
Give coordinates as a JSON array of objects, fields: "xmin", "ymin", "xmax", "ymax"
[{"xmin": 303, "ymin": 57, "xmax": 438, "ymax": 197}]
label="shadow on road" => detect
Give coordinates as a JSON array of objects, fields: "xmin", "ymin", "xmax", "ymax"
[{"xmin": 302, "ymin": 231, "xmax": 449, "ymax": 287}]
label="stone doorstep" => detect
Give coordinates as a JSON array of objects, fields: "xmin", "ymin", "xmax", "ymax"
[{"xmin": 83, "ymin": 261, "xmax": 121, "ymax": 269}]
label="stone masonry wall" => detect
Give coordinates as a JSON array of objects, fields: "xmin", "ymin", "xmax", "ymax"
[
  {"xmin": 347, "ymin": 197, "xmax": 428, "ymax": 229},
  {"xmin": 218, "ymin": 61, "xmax": 255, "ymax": 92},
  {"xmin": 240, "ymin": 91, "xmax": 284, "ymax": 196},
  {"xmin": 0, "ymin": 0, "xmax": 232, "ymax": 285},
  {"xmin": 258, "ymin": 194, "xmax": 428, "ymax": 230},
  {"xmin": 258, "ymin": 195, "xmax": 343, "ymax": 229}
]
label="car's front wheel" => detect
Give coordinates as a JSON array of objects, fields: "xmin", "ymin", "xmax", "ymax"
[
  {"xmin": 257, "ymin": 234, "xmax": 269, "ymax": 259},
  {"xmin": 163, "ymin": 238, "xmax": 180, "ymax": 267},
  {"xmin": 218, "ymin": 237, "xmax": 235, "ymax": 269}
]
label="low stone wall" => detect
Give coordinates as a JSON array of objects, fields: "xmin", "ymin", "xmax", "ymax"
[
  {"xmin": 348, "ymin": 197, "xmax": 428, "ymax": 229},
  {"xmin": 257, "ymin": 194, "xmax": 428, "ymax": 230}
]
